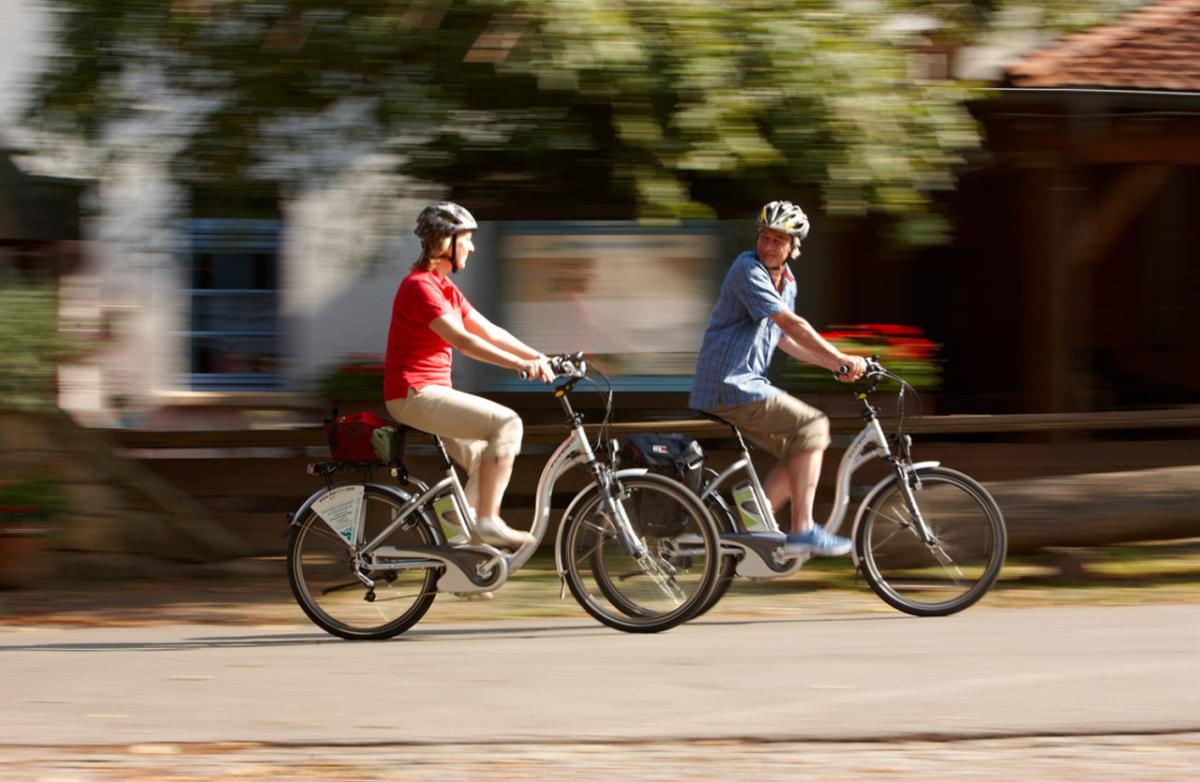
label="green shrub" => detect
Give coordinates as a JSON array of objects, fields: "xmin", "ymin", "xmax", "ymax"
[
  {"xmin": 0, "ymin": 281, "xmax": 77, "ymax": 411},
  {"xmin": 0, "ymin": 478, "xmax": 67, "ymax": 520}
]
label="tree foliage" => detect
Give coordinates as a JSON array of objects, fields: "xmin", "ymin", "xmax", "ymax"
[{"xmin": 24, "ymin": 0, "xmax": 1139, "ymax": 235}]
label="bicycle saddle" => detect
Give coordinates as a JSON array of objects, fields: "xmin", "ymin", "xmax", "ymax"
[{"xmin": 693, "ymin": 409, "xmax": 735, "ymax": 427}]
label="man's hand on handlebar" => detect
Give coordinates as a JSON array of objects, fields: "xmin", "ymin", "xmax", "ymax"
[{"xmin": 833, "ymin": 355, "xmax": 868, "ymax": 383}]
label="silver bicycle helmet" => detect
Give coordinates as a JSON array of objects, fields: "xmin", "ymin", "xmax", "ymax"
[
  {"xmin": 414, "ymin": 201, "xmax": 478, "ymax": 271},
  {"xmin": 756, "ymin": 200, "xmax": 809, "ymax": 259},
  {"xmin": 415, "ymin": 201, "xmax": 478, "ymax": 243}
]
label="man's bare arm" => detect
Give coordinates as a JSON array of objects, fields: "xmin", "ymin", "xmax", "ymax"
[{"xmin": 771, "ymin": 311, "xmax": 866, "ymax": 380}]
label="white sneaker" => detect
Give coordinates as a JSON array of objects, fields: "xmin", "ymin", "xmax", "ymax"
[
  {"xmin": 473, "ymin": 516, "xmax": 536, "ymax": 549},
  {"xmin": 452, "ymin": 591, "xmax": 495, "ymax": 600}
]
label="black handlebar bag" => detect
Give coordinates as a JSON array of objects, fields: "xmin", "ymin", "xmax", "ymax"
[{"xmin": 616, "ymin": 433, "xmax": 705, "ymax": 537}]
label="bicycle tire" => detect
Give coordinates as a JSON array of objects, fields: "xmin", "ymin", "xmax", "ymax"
[
  {"xmin": 583, "ymin": 494, "xmax": 734, "ymax": 618},
  {"xmin": 287, "ymin": 484, "xmax": 441, "ymax": 639},
  {"xmin": 689, "ymin": 493, "xmax": 739, "ymax": 618},
  {"xmin": 854, "ymin": 466, "xmax": 1006, "ymax": 617},
  {"xmin": 560, "ymin": 473, "xmax": 720, "ymax": 633}
]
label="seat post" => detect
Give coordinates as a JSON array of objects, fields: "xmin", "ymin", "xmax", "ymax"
[
  {"xmin": 431, "ymin": 434, "xmax": 453, "ymax": 471},
  {"xmin": 696, "ymin": 410, "xmax": 751, "ymax": 456}
]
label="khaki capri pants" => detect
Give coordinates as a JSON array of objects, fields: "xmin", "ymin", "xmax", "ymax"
[
  {"xmin": 712, "ymin": 393, "xmax": 830, "ymax": 458},
  {"xmin": 385, "ymin": 385, "xmax": 523, "ymax": 508}
]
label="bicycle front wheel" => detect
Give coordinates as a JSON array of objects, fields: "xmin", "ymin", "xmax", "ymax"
[
  {"xmin": 288, "ymin": 484, "xmax": 440, "ymax": 640},
  {"xmin": 561, "ymin": 473, "xmax": 720, "ymax": 633},
  {"xmin": 855, "ymin": 466, "xmax": 1006, "ymax": 617}
]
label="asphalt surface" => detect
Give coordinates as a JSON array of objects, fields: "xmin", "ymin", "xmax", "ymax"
[
  {"xmin": 2, "ymin": 604, "xmax": 1197, "ymax": 746},
  {"xmin": 3, "ymin": 602, "xmax": 1199, "ymax": 779}
]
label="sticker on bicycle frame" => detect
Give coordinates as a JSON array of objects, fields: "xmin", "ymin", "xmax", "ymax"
[{"xmin": 312, "ymin": 485, "xmax": 365, "ymax": 547}]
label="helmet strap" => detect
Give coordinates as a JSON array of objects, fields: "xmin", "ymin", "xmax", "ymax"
[{"xmin": 450, "ymin": 234, "xmax": 463, "ymax": 273}]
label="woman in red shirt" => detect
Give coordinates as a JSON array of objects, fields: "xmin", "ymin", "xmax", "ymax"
[{"xmin": 384, "ymin": 202, "xmax": 554, "ymax": 548}]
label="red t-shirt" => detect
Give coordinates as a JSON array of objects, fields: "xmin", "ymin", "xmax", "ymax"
[{"xmin": 384, "ymin": 269, "xmax": 473, "ymax": 400}]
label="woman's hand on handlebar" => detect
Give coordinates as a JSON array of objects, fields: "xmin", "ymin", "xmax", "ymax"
[
  {"xmin": 518, "ymin": 355, "xmax": 556, "ymax": 384},
  {"xmin": 833, "ymin": 355, "xmax": 868, "ymax": 383}
]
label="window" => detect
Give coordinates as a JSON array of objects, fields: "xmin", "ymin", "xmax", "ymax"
[{"xmin": 184, "ymin": 219, "xmax": 281, "ymax": 390}]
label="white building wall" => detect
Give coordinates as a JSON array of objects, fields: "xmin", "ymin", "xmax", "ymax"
[{"xmin": 281, "ymin": 189, "xmax": 499, "ymax": 393}]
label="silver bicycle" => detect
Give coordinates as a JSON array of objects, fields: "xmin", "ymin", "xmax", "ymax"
[
  {"xmin": 696, "ymin": 358, "xmax": 1007, "ymax": 617},
  {"xmin": 286, "ymin": 353, "xmax": 722, "ymax": 638}
]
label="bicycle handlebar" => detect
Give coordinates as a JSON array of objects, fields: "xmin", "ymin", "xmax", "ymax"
[
  {"xmin": 549, "ymin": 351, "xmax": 587, "ymax": 378},
  {"xmin": 518, "ymin": 352, "xmax": 588, "ymax": 381},
  {"xmin": 834, "ymin": 355, "xmax": 885, "ymax": 381}
]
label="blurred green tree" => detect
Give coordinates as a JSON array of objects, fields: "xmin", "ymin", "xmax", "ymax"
[{"xmin": 24, "ymin": 0, "xmax": 1137, "ymax": 241}]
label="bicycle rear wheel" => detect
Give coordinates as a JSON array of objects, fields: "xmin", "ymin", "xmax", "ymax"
[
  {"xmin": 561, "ymin": 474, "xmax": 720, "ymax": 633},
  {"xmin": 855, "ymin": 466, "xmax": 1006, "ymax": 617},
  {"xmin": 288, "ymin": 484, "xmax": 440, "ymax": 639},
  {"xmin": 690, "ymin": 493, "xmax": 739, "ymax": 618}
]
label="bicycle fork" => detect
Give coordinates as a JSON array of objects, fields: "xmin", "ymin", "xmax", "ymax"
[
  {"xmin": 596, "ymin": 470, "xmax": 648, "ymax": 560},
  {"xmin": 892, "ymin": 464, "xmax": 964, "ymax": 580},
  {"xmin": 892, "ymin": 465, "xmax": 936, "ymax": 545},
  {"xmin": 581, "ymin": 462, "xmax": 689, "ymax": 603}
]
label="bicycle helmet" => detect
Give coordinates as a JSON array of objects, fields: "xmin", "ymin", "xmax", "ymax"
[
  {"xmin": 414, "ymin": 201, "xmax": 478, "ymax": 272},
  {"xmin": 756, "ymin": 200, "xmax": 809, "ymax": 259}
]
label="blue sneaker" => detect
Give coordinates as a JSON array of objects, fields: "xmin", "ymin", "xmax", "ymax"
[{"xmin": 785, "ymin": 526, "xmax": 852, "ymax": 557}]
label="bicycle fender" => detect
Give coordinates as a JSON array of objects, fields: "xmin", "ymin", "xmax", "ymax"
[
  {"xmin": 288, "ymin": 481, "xmax": 428, "ymax": 532},
  {"xmin": 552, "ymin": 468, "xmax": 649, "ymax": 577},
  {"xmin": 847, "ymin": 461, "xmax": 940, "ymax": 567}
]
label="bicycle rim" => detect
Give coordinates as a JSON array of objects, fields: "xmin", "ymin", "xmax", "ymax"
[
  {"xmin": 856, "ymin": 467, "xmax": 1006, "ymax": 617},
  {"xmin": 288, "ymin": 486, "xmax": 440, "ymax": 639},
  {"xmin": 563, "ymin": 474, "xmax": 719, "ymax": 633}
]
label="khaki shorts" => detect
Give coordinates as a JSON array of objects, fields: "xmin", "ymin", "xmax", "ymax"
[
  {"xmin": 386, "ymin": 385, "xmax": 523, "ymax": 507},
  {"xmin": 711, "ymin": 393, "xmax": 830, "ymax": 458}
]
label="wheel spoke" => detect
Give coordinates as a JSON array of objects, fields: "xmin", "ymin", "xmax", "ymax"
[
  {"xmin": 857, "ymin": 469, "xmax": 1005, "ymax": 617},
  {"xmin": 571, "ymin": 514, "xmax": 615, "ymax": 572},
  {"xmin": 637, "ymin": 558, "xmax": 685, "ymax": 605},
  {"xmin": 927, "ymin": 544, "xmax": 966, "ymax": 583},
  {"xmin": 869, "ymin": 512, "xmax": 916, "ymax": 553},
  {"xmin": 304, "ymin": 522, "xmax": 354, "ymax": 548},
  {"xmin": 562, "ymin": 475, "xmax": 718, "ymax": 632},
  {"xmin": 288, "ymin": 488, "xmax": 440, "ymax": 639}
]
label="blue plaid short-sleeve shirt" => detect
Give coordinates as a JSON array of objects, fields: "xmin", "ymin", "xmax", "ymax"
[{"xmin": 688, "ymin": 250, "xmax": 796, "ymax": 410}]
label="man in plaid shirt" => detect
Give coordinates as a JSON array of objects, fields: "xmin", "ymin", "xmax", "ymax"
[{"xmin": 690, "ymin": 201, "xmax": 866, "ymax": 557}]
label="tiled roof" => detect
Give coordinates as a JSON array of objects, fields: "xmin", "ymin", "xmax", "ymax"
[{"xmin": 1008, "ymin": 0, "xmax": 1200, "ymax": 90}]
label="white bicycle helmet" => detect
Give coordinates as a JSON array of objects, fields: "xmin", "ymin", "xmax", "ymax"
[
  {"xmin": 414, "ymin": 201, "xmax": 478, "ymax": 271},
  {"xmin": 757, "ymin": 200, "xmax": 809, "ymax": 259}
]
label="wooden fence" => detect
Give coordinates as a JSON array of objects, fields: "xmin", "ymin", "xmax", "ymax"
[{"xmin": 107, "ymin": 407, "xmax": 1200, "ymax": 556}]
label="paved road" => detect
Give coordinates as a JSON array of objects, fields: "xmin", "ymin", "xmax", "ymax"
[{"xmin": 2, "ymin": 604, "xmax": 1197, "ymax": 747}]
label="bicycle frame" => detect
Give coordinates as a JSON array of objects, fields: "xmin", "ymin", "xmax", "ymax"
[
  {"xmin": 291, "ymin": 358, "xmax": 652, "ymax": 594},
  {"xmin": 700, "ymin": 412, "xmax": 939, "ymax": 574},
  {"xmin": 700, "ymin": 416, "xmax": 891, "ymax": 533},
  {"xmin": 291, "ymin": 474, "xmax": 509, "ymax": 594}
]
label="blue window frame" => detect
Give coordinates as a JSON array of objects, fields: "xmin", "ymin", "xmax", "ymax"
[{"xmin": 183, "ymin": 219, "xmax": 281, "ymax": 390}]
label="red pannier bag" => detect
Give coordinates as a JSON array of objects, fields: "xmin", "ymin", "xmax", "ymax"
[{"xmin": 324, "ymin": 410, "xmax": 390, "ymax": 463}]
